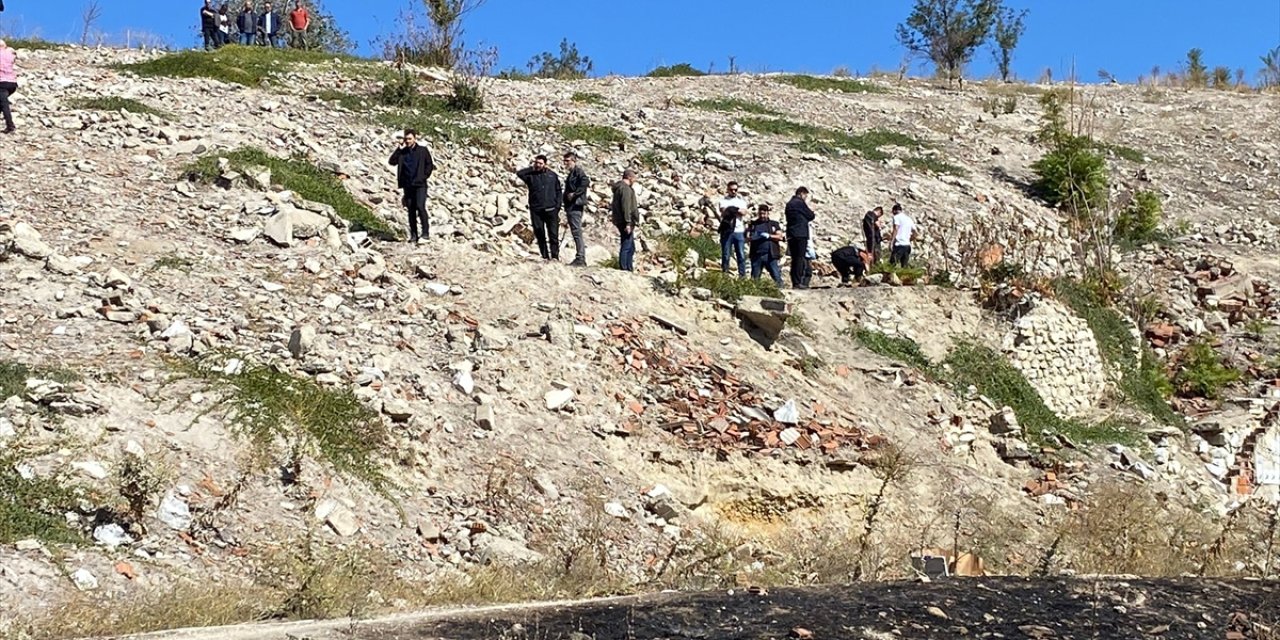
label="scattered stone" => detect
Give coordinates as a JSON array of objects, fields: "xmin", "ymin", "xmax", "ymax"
[
  {"xmin": 383, "ymin": 398, "xmax": 414, "ymax": 422},
  {"xmin": 288, "ymin": 325, "xmax": 316, "ymax": 359},
  {"xmin": 157, "ymin": 492, "xmax": 192, "ymax": 531},
  {"xmin": 545, "ymin": 387, "xmax": 574, "ymax": 411},
  {"xmin": 70, "ymin": 568, "xmax": 99, "ymax": 591},
  {"xmin": 316, "ymin": 499, "xmax": 360, "ymax": 537},
  {"xmin": 475, "ymin": 404, "xmax": 496, "ymax": 430}
]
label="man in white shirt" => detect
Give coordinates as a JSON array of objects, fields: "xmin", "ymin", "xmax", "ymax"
[
  {"xmin": 716, "ymin": 181, "xmax": 749, "ymax": 277},
  {"xmin": 889, "ymin": 203, "xmax": 916, "ymax": 268}
]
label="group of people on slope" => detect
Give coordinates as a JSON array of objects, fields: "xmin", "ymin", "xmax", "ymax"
[
  {"xmin": 387, "ymin": 134, "xmax": 643, "ymax": 270},
  {"xmin": 387, "ymin": 132, "xmax": 916, "ymax": 287},
  {"xmin": 200, "ymin": 0, "xmax": 312, "ymax": 51},
  {"xmin": 717, "ymin": 182, "xmax": 917, "ymax": 289}
]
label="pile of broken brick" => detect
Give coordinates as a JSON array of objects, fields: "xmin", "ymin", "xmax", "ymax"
[{"xmin": 602, "ymin": 317, "xmax": 884, "ymax": 458}]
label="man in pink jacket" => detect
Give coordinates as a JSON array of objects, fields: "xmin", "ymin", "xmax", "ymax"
[{"xmin": 0, "ymin": 40, "xmax": 16, "ymax": 134}]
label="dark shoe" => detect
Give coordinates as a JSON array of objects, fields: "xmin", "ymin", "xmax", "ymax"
[
  {"xmin": 569, "ymin": 259, "xmax": 587, "ymax": 267},
  {"xmin": 2, "ymin": 127, "xmax": 13, "ymax": 134},
  {"xmin": 794, "ymin": 284, "xmax": 810, "ymax": 290}
]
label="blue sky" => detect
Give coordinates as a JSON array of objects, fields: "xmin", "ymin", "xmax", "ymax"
[{"xmin": 2, "ymin": 0, "xmax": 1278, "ymax": 83}]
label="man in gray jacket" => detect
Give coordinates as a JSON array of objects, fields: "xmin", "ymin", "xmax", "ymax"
[
  {"xmin": 516, "ymin": 155, "xmax": 564, "ymax": 261},
  {"xmin": 562, "ymin": 151, "xmax": 591, "ymax": 266},
  {"xmin": 610, "ymin": 170, "xmax": 639, "ymax": 272}
]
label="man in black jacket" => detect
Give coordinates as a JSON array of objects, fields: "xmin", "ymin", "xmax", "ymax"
[
  {"xmin": 784, "ymin": 186, "xmax": 816, "ymax": 289},
  {"xmin": 388, "ymin": 129, "xmax": 435, "ymax": 243},
  {"xmin": 516, "ymin": 155, "xmax": 564, "ymax": 261},
  {"xmin": 200, "ymin": 0, "xmax": 218, "ymax": 50},
  {"xmin": 830, "ymin": 246, "xmax": 871, "ymax": 285},
  {"xmin": 862, "ymin": 206, "xmax": 883, "ymax": 264},
  {"xmin": 562, "ymin": 151, "xmax": 591, "ymax": 266}
]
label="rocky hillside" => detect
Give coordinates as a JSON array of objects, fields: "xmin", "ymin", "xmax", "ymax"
[{"xmin": 0, "ymin": 45, "xmax": 1278, "ymax": 638}]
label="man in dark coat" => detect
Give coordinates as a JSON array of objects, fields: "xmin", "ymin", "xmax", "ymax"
[
  {"xmin": 747, "ymin": 205, "xmax": 784, "ymax": 286},
  {"xmin": 562, "ymin": 151, "xmax": 591, "ymax": 266},
  {"xmin": 784, "ymin": 186, "xmax": 816, "ymax": 289},
  {"xmin": 611, "ymin": 170, "xmax": 639, "ymax": 272},
  {"xmin": 516, "ymin": 155, "xmax": 564, "ymax": 261},
  {"xmin": 830, "ymin": 246, "xmax": 871, "ymax": 285},
  {"xmin": 200, "ymin": 0, "xmax": 218, "ymax": 50},
  {"xmin": 862, "ymin": 206, "xmax": 884, "ymax": 264},
  {"xmin": 388, "ymin": 128, "xmax": 435, "ymax": 242}
]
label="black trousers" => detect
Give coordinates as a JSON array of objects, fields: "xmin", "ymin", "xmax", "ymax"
[
  {"xmin": 890, "ymin": 244, "xmax": 911, "ymax": 268},
  {"xmin": 787, "ymin": 237, "xmax": 810, "ymax": 288},
  {"xmin": 402, "ymin": 186, "xmax": 429, "ymax": 239},
  {"xmin": 0, "ymin": 82, "xmax": 14, "ymax": 130},
  {"xmin": 531, "ymin": 208, "xmax": 560, "ymax": 259},
  {"xmin": 833, "ymin": 255, "xmax": 866, "ymax": 282}
]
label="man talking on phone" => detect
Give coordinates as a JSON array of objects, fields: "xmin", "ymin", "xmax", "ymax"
[{"xmin": 388, "ymin": 129, "xmax": 435, "ymax": 243}]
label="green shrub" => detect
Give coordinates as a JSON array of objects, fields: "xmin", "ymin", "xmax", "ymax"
[
  {"xmin": 1115, "ymin": 191, "xmax": 1163, "ymax": 245},
  {"xmin": 117, "ymin": 46, "xmax": 362, "ymax": 87},
  {"xmin": 945, "ymin": 342, "xmax": 1139, "ymax": 446},
  {"xmin": 663, "ymin": 232, "xmax": 720, "ymax": 269},
  {"xmin": 1173, "ymin": 339, "xmax": 1240, "ymax": 400},
  {"xmin": 869, "ymin": 261, "xmax": 928, "ymax": 283},
  {"xmin": 0, "ymin": 361, "xmax": 79, "ymax": 402},
  {"xmin": 738, "ymin": 117, "xmax": 923, "ymax": 161},
  {"xmin": 687, "ymin": 97, "xmax": 779, "ymax": 116},
  {"xmin": 558, "ymin": 123, "xmax": 627, "ymax": 146},
  {"xmin": 67, "ymin": 96, "xmax": 172, "ymax": 119},
  {"xmin": 376, "ymin": 111, "xmax": 493, "ymax": 151},
  {"xmin": 376, "ymin": 72, "xmax": 426, "ymax": 108},
  {"xmin": 525, "ymin": 39, "xmax": 593, "ymax": 79},
  {"xmin": 571, "ymin": 92, "xmax": 606, "ymax": 105},
  {"xmin": 1093, "ymin": 141, "xmax": 1146, "ymax": 163},
  {"xmin": 0, "ymin": 451, "xmax": 81, "ymax": 544},
  {"xmin": 687, "ymin": 270, "xmax": 781, "ymax": 303},
  {"xmin": 1031, "ymin": 136, "xmax": 1108, "ymax": 213},
  {"xmin": 848, "ymin": 328, "xmax": 933, "ymax": 372},
  {"xmin": 185, "ymin": 147, "xmax": 397, "ymax": 239},
  {"xmin": 447, "ymin": 77, "xmax": 484, "ymax": 112},
  {"xmin": 648, "ymin": 63, "xmax": 705, "ymax": 78},
  {"xmin": 903, "ymin": 155, "xmax": 967, "ymax": 176},
  {"xmin": 1031, "ymin": 91, "xmax": 1110, "ymax": 214},
  {"xmin": 598, "ymin": 255, "xmax": 622, "ymax": 269},
  {"xmin": 169, "ymin": 354, "xmax": 392, "ymax": 491},
  {"xmin": 774, "ymin": 74, "xmax": 884, "ymax": 94},
  {"xmin": 1052, "ymin": 279, "xmax": 1181, "ymax": 426}
]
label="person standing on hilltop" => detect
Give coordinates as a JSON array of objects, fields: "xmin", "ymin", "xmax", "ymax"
[
  {"xmin": 516, "ymin": 155, "xmax": 564, "ymax": 262},
  {"xmin": 747, "ymin": 204, "xmax": 784, "ymax": 286},
  {"xmin": 216, "ymin": 4, "xmax": 232, "ymax": 48},
  {"xmin": 288, "ymin": 0, "xmax": 311, "ymax": 50},
  {"xmin": 388, "ymin": 129, "xmax": 435, "ymax": 243},
  {"xmin": 0, "ymin": 40, "xmax": 17, "ymax": 134},
  {"xmin": 236, "ymin": 1, "xmax": 257, "ymax": 45},
  {"xmin": 199, "ymin": 0, "xmax": 219, "ymax": 50},
  {"xmin": 862, "ymin": 206, "xmax": 884, "ymax": 265},
  {"xmin": 258, "ymin": 1, "xmax": 282, "ymax": 48},
  {"xmin": 611, "ymin": 170, "xmax": 639, "ymax": 272},
  {"xmin": 716, "ymin": 181, "xmax": 749, "ymax": 278},
  {"xmin": 562, "ymin": 151, "xmax": 591, "ymax": 267},
  {"xmin": 889, "ymin": 203, "xmax": 916, "ymax": 268},
  {"xmin": 784, "ymin": 187, "xmax": 816, "ymax": 289}
]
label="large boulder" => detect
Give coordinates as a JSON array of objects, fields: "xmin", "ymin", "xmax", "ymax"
[{"xmin": 735, "ymin": 296, "xmax": 791, "ymax": 342}]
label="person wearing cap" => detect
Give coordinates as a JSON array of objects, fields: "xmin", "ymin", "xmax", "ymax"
[
  {"xmin": 747, "ymin": 204, "xmax": 784, "ymax": 286},
  {"xmin": 889, "ymin": 203, "xmax": 916, "ymax": 268},
  {"xmin": 784, "ymin": 186, "xmax": 816, "ymax": 289}
]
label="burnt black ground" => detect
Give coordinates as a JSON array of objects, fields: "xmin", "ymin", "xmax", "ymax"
[{"xmin": 379, "ymin": 578, "xmax": 1278, "ymax": 640}]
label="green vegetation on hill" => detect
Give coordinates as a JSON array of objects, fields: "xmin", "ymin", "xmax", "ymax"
[
  {"xmin": 0, "ymin": 449, "xmax": 80, "ymax": 545},
  {"xmin": 648, "ymin": 63, "xmax": 706, "ymax": 78},
  {"xmin": 67, "ymin": 96, "xmax": 172, "ymax": 120},
  {"xmin": 558, "ymin": 123, "xmax": 627, "ymax": 146},
  {"xmin": 117, "ymin": 46, "xmax": 365, "ymax": 87},
  {"xmin": 7, "ymin": 38, "xmax": 67, "ymax": 51},
  {"xmin": 170, "ymin": 354, "xmax": 393, "ymax": 492},
  {"xmin": 774, "ymin": 74, "xmax": 884, "ymax": 94},
  {"xmin": 687, "ymin": 97, "xmax": 780, "ymax": 116},
  {"xmin": 738, "ymin": 116, "xmax": 961, "ymax": 176},
  {"xmin": 184, "ymin": 147, "xmax": 397, "ymax": 238}
]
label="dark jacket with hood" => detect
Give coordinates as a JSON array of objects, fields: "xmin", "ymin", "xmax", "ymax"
[
  {"xmin": 516, "ymin": 167, "xmax": 563, "ymax": 212},
  {"xmin": 862, "ymin": 211, "xmax": 882, "ymax": 249},
  {"xmin": 784, "ymin": 195, "xmax": 815, "ymax": 239},
  {"xmin": 389, "ymin": 144, "xmax": 435, "ymax": 189},
  {"xmin": 563, "ymin": 165, "xmax": 590, "ymax": 211},
  {"xmin": 611, "ymin": 180, "xmax": 638, "ymax": 228}
]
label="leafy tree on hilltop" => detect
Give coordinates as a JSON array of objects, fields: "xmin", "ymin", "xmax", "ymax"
[
  {"xmin": 1185, "ymin": 48, "xmax": 1207, "ymax": 88},
  {"xmin": 306, "ymin": 0, "xmax": 354, "ymax": 54},
  {"xmin": 896, "ymin": 0, "xmax": 1001, "ymax": 86},
  {"xmin": 525, "ymin": 39, "xmax": 593, "ymax": 79},
  {"xmin": 1260, "ymin": 46, "xmax": 1280, "ymax": 89},
  {"xmin": 992, "ymin": 6, "xmax": 1027, "ymax": 82}
]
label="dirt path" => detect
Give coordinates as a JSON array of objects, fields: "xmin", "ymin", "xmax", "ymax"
[{"xmin": 129, "ymin": 578, "xmax": 1277, "ymax": 640}]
